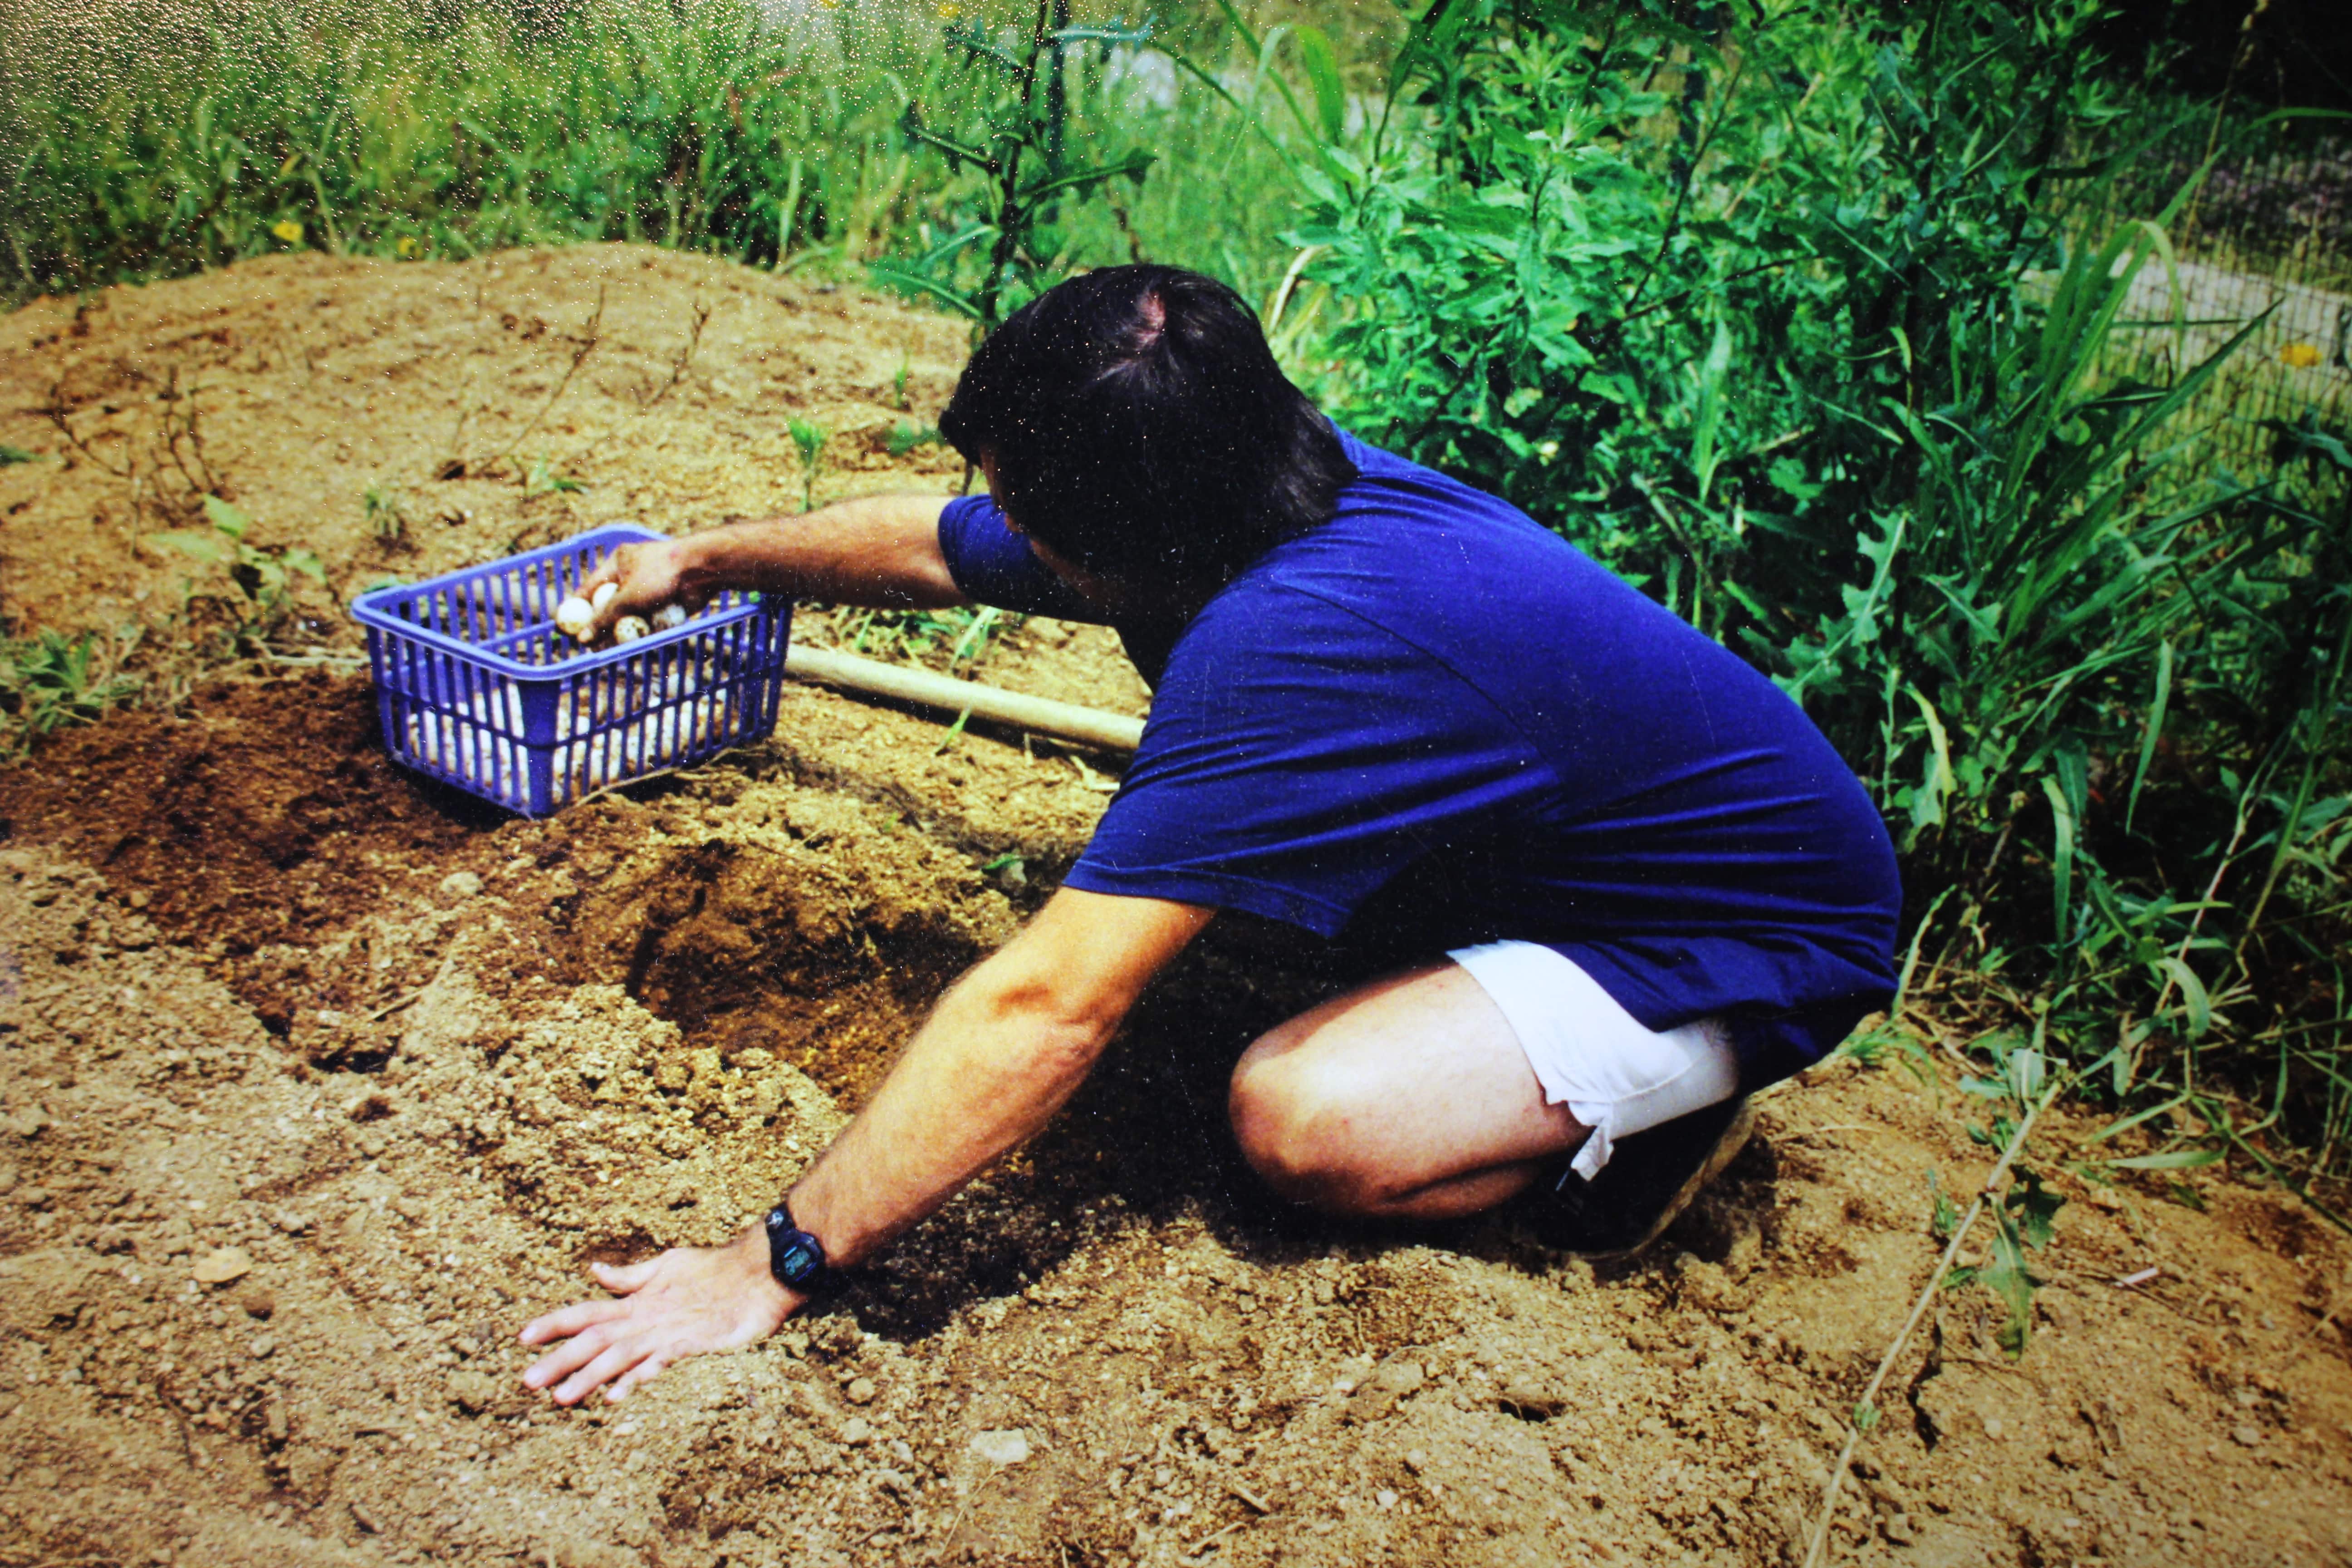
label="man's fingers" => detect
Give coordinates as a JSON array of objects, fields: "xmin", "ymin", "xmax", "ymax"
[
  {"xmin": 591, "ymin": 1257, "xmax": 661, "ymax": 1294},
  {"xmin": 605, "ymin": 1350, "xmax": 671, "ymax": 1403},
  {"xmin": 553, "ymin": 1340, "xmax": 646, "ymax": 1406},
  {"xmin": 577, "ymin": 547, "xmax": 642, "ymax": 624},
  {"xmin": 521, "ymin": 1320, "xmax": 617, "ymax": 1392},
  {"xmin": 517, "ymin": 1296, "xmax": 630, "ymax": 1347},
  {"xmin": 576, "ymin": 560, "xmax": 621, "ymax": 606}
]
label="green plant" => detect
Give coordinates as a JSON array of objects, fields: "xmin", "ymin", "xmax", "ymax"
[
  {"xmin": 1943, "ymin": 1040, "xmax": 2068, "ymax": 1357},
  {"xmin": 832, "ymin": 602, "xmax": 1015, "ymax": 671},
  {"xmin": 0, "ymin": 444, "xmax": 40, "ymax": 465},
  {"xmin": 0, "ymin": 627, "xmax": 140, "ymax": 757},
  {"xmin": 1267, "ymin": 0, "xmax": 2347, "ymax": 1147},
  {"xmin": 887, "ymin": 420, "xmax": 942, "ymax": 457},
  {"xmin": 1801, "ymin": 1036, "xmax": 2071, "ymax": 1567},
  {"xmin": 147, "ymin": 494, "xmax": 327, "ymax": 652},
  {"xmin": 874, "ymin": 4, "xmax": 1158, "ymax": 333},
  {"xmin": 362, "ymin": 481, "xmax": 408, "ymax": 542},
  {"xmin": 789, "ymin": 417, "xmax": 828, "ymax": 513},
  {"xmin": 522, "ymin": 457, "xmax": 587, "ymax": 499},
  {"xmin": 0, "ymin": 0, "xmax": 1337, "ymax": 318}
]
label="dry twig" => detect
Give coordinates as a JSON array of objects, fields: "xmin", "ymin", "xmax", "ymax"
[
  {"xmin": 41, "ymin": 381, "xmax": 131, "ymax": 479},
  {"xmin": 639, "ymin": 296, "xmax": 712, "ymax": 410},
  {"xmin": 499, "ymin": 285, "xmax": 606, "ymax": 470}
]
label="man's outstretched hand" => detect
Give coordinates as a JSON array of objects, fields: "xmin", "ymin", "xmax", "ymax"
[{"xmin": 519, "ymin": 1230, "xmax": 798, "ymax": 1405}]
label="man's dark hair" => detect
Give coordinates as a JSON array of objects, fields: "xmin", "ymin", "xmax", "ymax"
[{"xmin": 938, "ymin": 265, "xmax": 1357, "ymax": 590}]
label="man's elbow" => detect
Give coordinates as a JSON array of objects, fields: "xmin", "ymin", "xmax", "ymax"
[{"xmin": 960, "ymin": 955, "xmax": 1127, "ymax": 1073}]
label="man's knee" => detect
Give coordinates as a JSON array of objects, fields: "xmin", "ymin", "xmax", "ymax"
[{"xmin": 1228, "ymin": 1030, "xmax": 1389, "ymax": 1211}]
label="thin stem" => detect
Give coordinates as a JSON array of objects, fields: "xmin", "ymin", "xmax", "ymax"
[
  {"xmin": 1800, "ymin": 1072, "xmax": 2061, "ymax": 1568},
  {"xmin": 1622, "ymin": 50, "xmax": 1749, "ymax": 318}
]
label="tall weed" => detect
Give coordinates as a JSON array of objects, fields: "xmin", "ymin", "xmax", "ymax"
[
  {"xmin": 0, "ymin": 0, "xmax": 1316, "ymax": 304},
  {"xmin": 1286, "ymin": 0, "xmax": 2350, "ymax": 1160}
]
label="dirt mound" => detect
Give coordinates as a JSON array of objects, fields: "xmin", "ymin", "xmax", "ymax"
[
  {"xmin": 0, "ymin": 245, "xmax": 976, "ymax": 638},
  {"xmin": 0, "ymin": 254, "xmax": 2349, "ymax": 1568}
]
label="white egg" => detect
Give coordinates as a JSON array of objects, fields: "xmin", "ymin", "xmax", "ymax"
[
  {"xmin": 612, "ymin": 615, "xmax": 651, "ymax": 644},
  {"xmin": 554, "ymin": 595, "xmax": 596, "ymax": 640},
  {"xmin": 590, "ymin": 581, "xmax": 620, "ymax": 614},
  {"xmin": 651, "ymin": 603, "xmax": 688, "ymax": 631}
]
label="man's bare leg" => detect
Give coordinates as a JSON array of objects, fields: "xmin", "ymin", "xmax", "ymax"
[{"xmin": 1226, "ymin": 961, "xmax": 1585, "ymax": 1220}]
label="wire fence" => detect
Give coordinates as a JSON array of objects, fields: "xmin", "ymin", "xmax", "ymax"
[{"xmin": 2058, "ymin": 112, "xmax": 2351, "ymax": 496}]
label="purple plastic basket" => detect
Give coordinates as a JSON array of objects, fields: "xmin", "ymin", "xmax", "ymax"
[{"xmin": 351, "ymin": 525, "xmax": 792, "ymax": 815}]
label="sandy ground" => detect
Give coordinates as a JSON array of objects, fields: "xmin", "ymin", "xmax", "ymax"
[{"xmin": 0, "ymin": 250, "xmax": 2347, "ymax": 1568}]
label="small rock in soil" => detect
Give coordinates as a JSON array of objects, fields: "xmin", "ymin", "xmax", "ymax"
[
  {"xmin": 1344, "ymin": 1357, "xmax": 1426, "ymax": 1424},
  {"xmin": 971, "ymin": 1428, "xmax": 1032, "ymax": 1466},
  {"xmin": 449, "ymin": 1370, "xmax": 504, "ymax": 1414},
  {"xmin": 191, "ymin": 1246, "xmax": 253, "ymax": 1286}
]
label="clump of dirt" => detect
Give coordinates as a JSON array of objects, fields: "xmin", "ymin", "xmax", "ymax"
[{"xmin": 0, "ymin": 254, "xmax": 2349, "ymax": 1568}]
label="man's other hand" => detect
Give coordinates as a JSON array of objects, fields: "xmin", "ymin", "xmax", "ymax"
[{"xmin": 518, "ymin": 1230, "xmax": 796, "ymax": 1404}]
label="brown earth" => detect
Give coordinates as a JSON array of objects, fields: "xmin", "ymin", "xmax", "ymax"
[
  {"xmin": 0, "ymin": 240, "xmax": 1153, "ymax": 719},
  {"xmin": 0, "ymin": 251, "xmax": 2347, "ymax": 1568}
]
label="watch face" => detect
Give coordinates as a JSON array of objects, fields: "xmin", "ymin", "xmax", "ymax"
[{"xmin": 774, "ymin": 1235, "xmax": 823, "ymax": 1284}]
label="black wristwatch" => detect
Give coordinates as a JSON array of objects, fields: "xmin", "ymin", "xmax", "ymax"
[{"xmin": 763, "ymin": 1200, "xmax": 834, "ymax": 1296}]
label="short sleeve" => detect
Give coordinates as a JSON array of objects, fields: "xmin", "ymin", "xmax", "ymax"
[
  {"xmin": 937, "ymin": 495, "xmax": 1108, "ymax": 623},
  {"xmin": 1063, "ymin": 585, "xmax": 1551, "ymax": 934}
]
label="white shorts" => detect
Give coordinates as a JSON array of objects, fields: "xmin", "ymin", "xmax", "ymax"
[{"xmin": 1447, "ymin": 941, "xmax": 1740, "ymax": 1181}]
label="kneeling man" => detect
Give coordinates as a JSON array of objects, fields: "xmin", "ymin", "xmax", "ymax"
[{"xmin": 520, "ymin": 265, "xmax": 1901, "ymax": 1404}]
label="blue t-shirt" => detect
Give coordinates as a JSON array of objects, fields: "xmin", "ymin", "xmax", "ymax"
[{"xmin": 937, "ymin": 430, "xmax": 1901, "ymax": 1087}]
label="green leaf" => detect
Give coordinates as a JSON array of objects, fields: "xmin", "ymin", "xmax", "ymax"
[
  {"xmin": 2127, "ymin": 640, "xmax": 2173, "ymax": 834},
  {"xmin": 1906, "ymin": 688, "xmax": 1954, "ymax": 844},
  {"xmin": 1928, "ymin": 1168, "xmax": 1959, "ymax": 1239},
  {"xmin": 1978, "ymin": 1209, "xmax": 2042, "ymax": 1358},
  {"xmin": 866, "ymin": 262, "xmax": 982, "ymax": 319},
  {"xmin": 886, "ymin": 422, "xmax": 941, "ymax": 457},
  {"xmin": 282, "ymin": 548, "xmax": 327, "ymax": 584},
  {"xmin": 2154, "ymin": 956, "xmax": 2212, "ymax": 1040},
  {"xmin": 788, "ymin": 419, "xmax": 828, "ymax": 469},
  {"xmin": 0, "ymin": 444, "xmax": 40, "ymax": 465},
  {"xmin": 1691, "ymin": 317, "xmax": 1733, "ymax": 504},
  {"xmin": 1293, "ymin": 25, "xmax": 1346, "ymax": 145},
  {"xmin": 201, "ymin": 494, "xmax": 251, "ymax": 540},
  {"xmin": 1016, "ymin": 151, "xmax": 1157, "ymax": 207},
  {"xmin": 2107, "ymin": 1147, "xmax": 2224, "ymax": 1171},
  {"xmin": 2041, "ymin": 774, "xmax": 2076, "ymax": 944},
  {"xmin": 2006, "ymin": 1046, "xmax": 2047, "ymax": 1107},
  {"xmin": 2004, "ymin": 1165, "xmax": 2064, "ymax": 1249},
  {"xmin": 147, "ymin": 529, "xmax": 234, "ymax": 566},
  {"xmin": 2086, "ymin": 1093, "xmax": 2187, "ymax": 1145}
]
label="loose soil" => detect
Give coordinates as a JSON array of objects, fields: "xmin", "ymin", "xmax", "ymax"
[{"xmin": 0, "ymin": 250, "xmax": 2347, "ymax": 1568}]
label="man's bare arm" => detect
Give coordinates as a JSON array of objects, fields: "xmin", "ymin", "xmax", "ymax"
[
  {"xmin": 517, "ymin": 888, "xmax": 1213, "ymax": 1404},
  {"xmin": 582, "ymin": 493, "xmax": 967, "ymax": 627}
]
